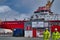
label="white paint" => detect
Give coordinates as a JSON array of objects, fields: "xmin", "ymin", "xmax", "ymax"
[
  {"xmin": 25, "ymin": 30, "xmax": 32, "ymax": 37},
  {"xmin": 36, "ymin": 30, "xmax": 43, "ymax": 37},
  {"xmin": 32, "ymin": 22, "xmax": 44, "ymax": 27},
  {"xmin": 0, "ymin": 28, "xmax": 12, "ymax": 33},
  {"xmin": 44, "ymin": 22, "xmax": 48, "ymax": 27}
]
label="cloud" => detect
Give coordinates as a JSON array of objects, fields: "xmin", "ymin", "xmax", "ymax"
[
  {"xmin": 0, "ymin": 6, "xmax": 32, "ymax": 21},
  {"xmin": 13, "ymin": 0, "xmax": 47, "ymax": 13},
  {"xmin": 0, "ymin": 0, "xmax": 46, "ymax": 13},
  {"xmin": 0, "ymin": 6, "xmax": 11, "ymax": 13},
  {"xmin": 0, "ymin": 0, "xmax": 60, "ymax": 14},
  {"xmin": 0, "ymin": 6, "xmax": 19, "ymax": 20},
  {"xmin": 13, "ymin": 0, "xmax": 60, "ymax": 14}
]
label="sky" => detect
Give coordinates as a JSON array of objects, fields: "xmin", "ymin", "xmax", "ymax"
[{"xmin": 0, "ymin": 0, "xmax": 60, "ymax": 21}]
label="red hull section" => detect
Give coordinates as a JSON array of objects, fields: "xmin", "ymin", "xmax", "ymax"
[{"xmin": 0, "ymin": 21, "xmax": 26, "ymax": 30}]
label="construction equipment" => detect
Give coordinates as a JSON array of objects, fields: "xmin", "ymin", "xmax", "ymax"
[
  {"xmin": 46, "ymin": 0, "xmax": 54, "ymax": 9},
  {"xmin": 46, "ymin": 0, "xmax": 54, "ymax": 13}
]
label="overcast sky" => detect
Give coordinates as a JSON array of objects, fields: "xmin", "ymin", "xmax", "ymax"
[{"xmin": 0, "ymin": 0, "xmax": 60, "ymax": 21}]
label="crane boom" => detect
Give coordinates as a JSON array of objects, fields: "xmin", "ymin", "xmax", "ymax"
[{"xmin": 46, "ymin": 0, "xmax": 54, "ymax": 9}]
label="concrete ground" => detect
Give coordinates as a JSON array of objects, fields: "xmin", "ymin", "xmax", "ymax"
[
  {"xmin": 0, "ymin": 37, "xmax": 43, "ymax": 40},
  {"xmin": 0, "ymin": 37, "xmax": 52, "ymax": 40}
]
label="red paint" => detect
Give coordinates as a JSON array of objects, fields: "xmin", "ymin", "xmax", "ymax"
[
  {"xmin": 0, "ymin": 21, "xmax": 27, "ymax": 30},
  {"xmin": 40, "ymin": 30, "xmax": 43, "ymax": 35},
  {"xmin": 26, "ymin": 26, "xmax": 32, "ymax": 30},
  {"xmin": 34, "ymin": 6, "xmax": 49, "ymax": 13},
  {"xmin": 32, "ymin": 29, "xmax": 36, "ymax": 37},
  {"xmin": 49, "ymin": 20, "xmax": 60, "ymax": 22},
  {"xmin": 51, "ymin": 25, "xmax": 60, "ymax": 32}
]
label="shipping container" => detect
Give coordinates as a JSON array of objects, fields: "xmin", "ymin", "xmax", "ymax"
[{"xmin": 13, "ymin": 29, "xmax": 24, "ymax": 37}]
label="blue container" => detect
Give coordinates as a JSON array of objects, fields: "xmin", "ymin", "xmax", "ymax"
[{"xmin": 13, "ymin": 29, "xmax": 24, "ymax": 37}]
